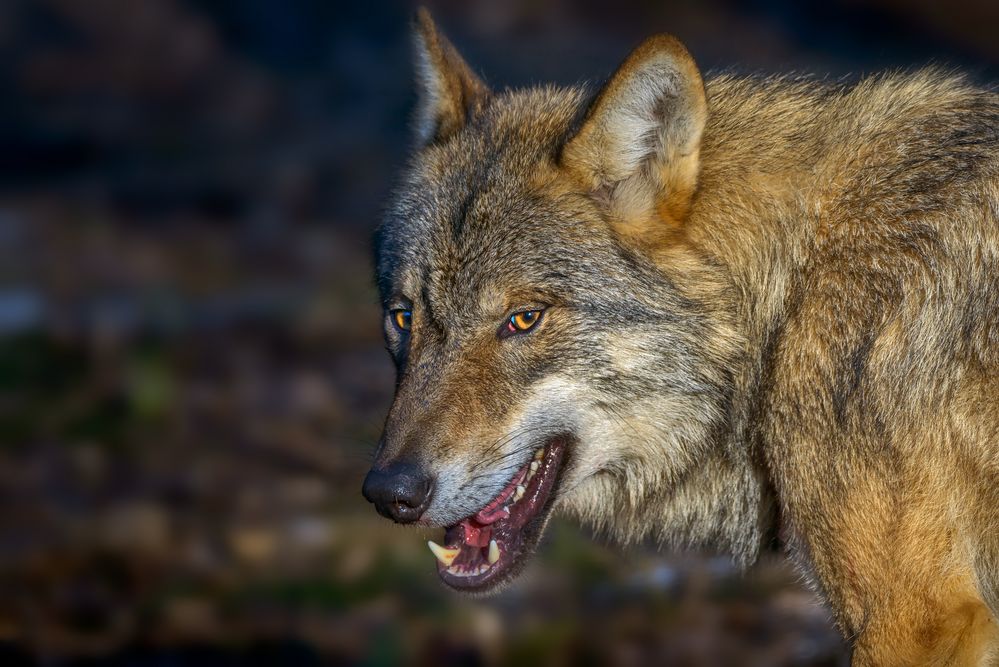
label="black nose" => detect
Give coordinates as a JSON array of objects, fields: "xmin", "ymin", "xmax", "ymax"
[{"xmin": 361, "ymin": 462, "xmax": 433, "ymax": 524}]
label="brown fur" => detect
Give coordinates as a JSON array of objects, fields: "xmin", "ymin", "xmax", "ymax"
[
  {"xmin": 372, "ymin": 11, "xmax": 999, "ymax": 664},
  {"xmin": 685, "ymin": 70, "xmax": 999, "ymax": 665}
]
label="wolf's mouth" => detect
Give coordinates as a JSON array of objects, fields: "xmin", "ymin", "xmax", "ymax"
[{"xmin": 427, "ymin": 437, "xmax": 567, "ymax": 591}]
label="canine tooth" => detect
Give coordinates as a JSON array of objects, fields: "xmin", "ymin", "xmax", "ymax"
[
  {"xmin": 534, "ymin": 449, "xmax": 544, "ymax": 460},
  {"xmin": 488, "ymin": 540, "xmax": 500, "ymax": 564},
  {"xmin": 514, "ymin": 484, "xmax": 525, "ymax": 502},
  {"xmin": 428, "ymin": 540, "xmax": 460, "ymax": 566}
]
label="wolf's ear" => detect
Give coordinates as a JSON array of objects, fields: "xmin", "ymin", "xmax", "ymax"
[
  {"xmin": 411, "ymin": 8, "xmax": 490, "ymax": 146},
  {"xmin": 561, "ymin": 35, "xmax": 706, "ymax": 244}
]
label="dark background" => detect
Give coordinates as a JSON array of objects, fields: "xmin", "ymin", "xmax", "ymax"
[{"xmin": 0, "ymin": 1, "xmax": 996, "ymax": 665}]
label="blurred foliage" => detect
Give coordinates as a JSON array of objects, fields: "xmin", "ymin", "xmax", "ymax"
[{"xmin": 1, "ymin": 0, "xmax": 996, "ymax": 664}]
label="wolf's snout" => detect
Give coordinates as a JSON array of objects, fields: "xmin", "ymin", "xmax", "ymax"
[{"xmin": 361, "ymin": 461, "xmax": 434, "ymax": 524}]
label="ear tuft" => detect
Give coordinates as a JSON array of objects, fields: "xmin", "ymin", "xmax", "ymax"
[
  {"xmin": 562, "ymin": 35, "xmax": 706, "ymax": 242},
  {"xmin": 412, "ymin": 8, "xmax": 490, "ymax": 146}
]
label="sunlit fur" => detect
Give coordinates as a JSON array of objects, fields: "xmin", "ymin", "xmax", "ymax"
[{"xmin": 372, "ymin": 9, "xmax": 999, "ymax": 663}]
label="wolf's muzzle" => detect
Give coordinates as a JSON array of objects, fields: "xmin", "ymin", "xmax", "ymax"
[{"xmin": 361, "ymin": 461, "xmax": 434, "ymax": 524}]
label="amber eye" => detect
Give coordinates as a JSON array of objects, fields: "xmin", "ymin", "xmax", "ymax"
[
  {"xmin": 391, "ymin": 309, "xmax": 412, "ymax": 332},
  {"xmin": 506, "ymin": 309, "xmax": 542, "ymax": 334}
]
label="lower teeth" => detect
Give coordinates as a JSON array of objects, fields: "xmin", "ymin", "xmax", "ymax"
[{"xmin": 448, "ymin": 563, "xmax": 489, "ymax": 577}]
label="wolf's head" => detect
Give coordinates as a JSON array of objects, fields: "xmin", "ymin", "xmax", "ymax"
[{"xmin": 364, "ymin": 9, "xmax": 757, "ymax": 593}]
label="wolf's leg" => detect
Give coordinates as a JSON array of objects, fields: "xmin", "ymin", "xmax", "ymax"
[
  {"xmin": 849, "ymin": 596, "xmax": 998, "ymax": 666},
  {"xmin": 788, "ymin": 476, "xmax": 999, "ymax": 666}
]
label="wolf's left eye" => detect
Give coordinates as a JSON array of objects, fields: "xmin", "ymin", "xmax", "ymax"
[
  {"xmin": 503, "ymin": 309, "xmax": 543, "ymax": 336},
  {"xmin": 390, "ymin": 309, "xmax": 412, "ymax": 332}
]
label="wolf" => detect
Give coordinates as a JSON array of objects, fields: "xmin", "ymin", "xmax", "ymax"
[{"xmin": 362, "ymin": 8, "xmax": 999, "ymax": 664}]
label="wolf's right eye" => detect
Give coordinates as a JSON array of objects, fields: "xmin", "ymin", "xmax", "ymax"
[
  {"xmin": 500, "ymin": 308, "xmax": 544, "ymax": 338},
  {"xmin": 390, "ymin": 309, "xmax": 412, "ymax": 332}
]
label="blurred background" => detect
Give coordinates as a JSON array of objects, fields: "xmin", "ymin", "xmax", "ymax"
[{"xmin": 0, "ymin": 1, "xmax": 996, "ymax": 665}]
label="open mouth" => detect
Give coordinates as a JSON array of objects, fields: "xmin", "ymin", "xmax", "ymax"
[{"xmin": 427, "ymin": 438, "xmax": 567, "ymax": 591}]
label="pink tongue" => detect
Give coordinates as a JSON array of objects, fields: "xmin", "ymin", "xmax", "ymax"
[
  {"xmin": 475, "ymin": 505, "xmax": 510, "ymax": 524},
  {"xmin": 459, "ymin": 519, "xmax": 491, "ymax": 548},
  {"xmin": 472, "ymin": 467, "xmax": 524, "ymax": 525},
  {"xmin": 459, "ymin": 455, "xmax": 532, "ymax": 546}
]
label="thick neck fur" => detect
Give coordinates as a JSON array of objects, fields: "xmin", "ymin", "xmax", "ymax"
[
  {"xmin": 689, "ymin": 70, "xmax": 987, "ymax": 349},
  {"xmin": 564, "ymin": 69, "xmax": 990, "ymax": 568}
]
